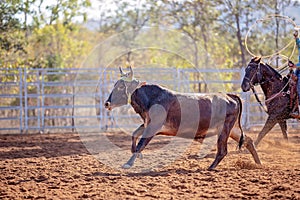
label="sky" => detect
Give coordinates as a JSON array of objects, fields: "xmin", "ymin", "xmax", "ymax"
[
  {"xmin": 86, "ymin": 0, "xmax": 300, "ymax": 26},
  {"xmin": 285, "ymin": 6, "xmax": 300, "ymax": 25},
  {"xmin": 16, "ymin": 0, "xmax": 300, "ymax": 29}
]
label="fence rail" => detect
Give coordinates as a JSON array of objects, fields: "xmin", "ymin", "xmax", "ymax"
[{"xmin": 0, "ymin": 67, "xmax": 298, "ymax": 134}]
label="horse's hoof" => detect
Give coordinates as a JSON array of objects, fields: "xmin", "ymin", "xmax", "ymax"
[
  {"xmin": 122, "ymin": 163, "xmax": 132, "ymax": 169},
  {"xmin": 137, "ymin": 153, "xmax": 143, "ymax": 159}
]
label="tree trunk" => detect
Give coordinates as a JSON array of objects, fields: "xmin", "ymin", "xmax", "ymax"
[{"xmin": 235, "ymin": 13, "xmax": 246, "ymax": 68}]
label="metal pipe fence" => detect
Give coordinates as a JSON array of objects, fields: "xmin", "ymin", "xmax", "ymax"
[{"xmin": 0, "ymin": 67, "xmax": 298, "ymax": 134}]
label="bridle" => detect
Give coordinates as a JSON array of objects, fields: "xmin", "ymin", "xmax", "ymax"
[
  {"xmin": 244, "ymin": 62, "xmax": 269, "ymax": 88},
  {"xmin": 245, "ymin": 62, "xmax": 268, "ymax": 112},
  {"xmin": 244, "ymin": 62, "xmax": 290, "ymax": 113}
]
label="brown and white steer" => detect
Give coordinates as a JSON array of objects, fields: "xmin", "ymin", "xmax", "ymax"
[{"xmin": 105, "ymin": 66, "xmax": 261, "ymax": 170}]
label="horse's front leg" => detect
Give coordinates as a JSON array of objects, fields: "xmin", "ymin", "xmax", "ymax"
[
  {"xmin": 131, "ymin": 124, "xmax": 145, "ymax": 153},
  {"xmin": 255, "ymin": 116, "xmax": 277, "ymax": 147}
]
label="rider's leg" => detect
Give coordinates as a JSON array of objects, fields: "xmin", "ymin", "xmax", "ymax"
[
  {"xmin": 290, "ymin": 77, "xmax": 300, "ymax": 118},
  {"xmin": 298, "ymin": 73, "xmax": 300, "ymax": 105}
]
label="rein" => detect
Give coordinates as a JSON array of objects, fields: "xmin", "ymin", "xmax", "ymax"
[
  {"xmin": 251, "ymin": 79, "xmax": 290, "ymax": 113},
  {"xmin": 247, "ymin": 63, "xmax": 290, "ymax": 113},
  {"xmin": 251, "ymin": 86, "xmax": 268, "ymax": 113}
]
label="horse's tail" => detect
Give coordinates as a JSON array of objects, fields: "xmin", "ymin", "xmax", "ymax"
[{"xmin": 227, "ymin": 93, "xmax": 245, "ymax": 149}]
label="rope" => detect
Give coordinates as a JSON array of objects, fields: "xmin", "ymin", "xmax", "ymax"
[
  {"xmin": 267, "ymin": 42, "xmax": 296, "ymax": 69},
  {"xmin": 265, "ymin": 78, "xmax": 290, "ymax": 103},
  {"xmin": 245, "ymin": 14, "xmax": 298, "ymax": 65},
  {"xmin": 251, "ymin": 76, "xmax": 291, "ymax": 114}
]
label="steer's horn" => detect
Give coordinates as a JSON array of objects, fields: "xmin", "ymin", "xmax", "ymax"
[
  {"xmin": 119, "ymin": 66, "xmax": 126, "ymax": 76},
  {"xmin": 128, "ymin": 65, "xmax": 134, "ymax": 79}
]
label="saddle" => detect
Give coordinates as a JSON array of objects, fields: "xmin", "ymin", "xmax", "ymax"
[{"xmin": 288, "ymin": 72, "xmax": 300, "ymax": 119}]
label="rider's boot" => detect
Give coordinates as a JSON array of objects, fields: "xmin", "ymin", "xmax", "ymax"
[{"xmin": 291, "ymin": 106, "xmax": 300, "ymax": 119}]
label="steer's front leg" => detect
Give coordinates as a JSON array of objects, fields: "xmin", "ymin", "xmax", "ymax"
[
  {"xmin": 122, "ymin": 136, "xmax": 154, "ymax": 169},
  {"xmin": 122, "ymin": 104, "xmax": 167, "ymax": 169},
  {"xmin": 131, "ymin": 124, "xmax": 145, "ymax": 153}
]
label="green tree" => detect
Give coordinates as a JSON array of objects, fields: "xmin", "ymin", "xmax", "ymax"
[
  {"xmin": 162, "ymin": 0, "xmax": 222, "ymax": 68},
  {"xmin": 31, "ymin": 0, "xmax": 91, "ymax": 27},
  {"xmin": 257, "ymin": 0, "xmax": 300, "ymax": 66},
  {"xmin": 28, "ymin": 23, "xmax": 96, "ymax": 70},
  {"xmin": 97, "ymin": 0, "xmax": 160, "ymax": 62},
  {"xmin": 0, "ymin": 0, "xmax": 93, "ymax": 69},
  {"xmin": 219, "ymin": 0, "xmax": 257, "ymax": 68},
  {"xmin": 0, "ymin": 1, "xmax": 27, "ymax": 68}
]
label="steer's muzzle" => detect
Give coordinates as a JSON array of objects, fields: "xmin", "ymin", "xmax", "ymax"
[{"xmin": 104, "ymin": 101, "xmax": 112, "ymax": 110}]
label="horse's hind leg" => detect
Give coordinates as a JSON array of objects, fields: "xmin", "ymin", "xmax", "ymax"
[
  {"xmin": 278, "ymin": 120, "xmax": 288, "ymax": 141},
  {"xmin": 255, "ymin": 117, "xmax": 277, "ymax": 147}
]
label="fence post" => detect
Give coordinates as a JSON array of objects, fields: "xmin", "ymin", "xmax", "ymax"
[
  {"xmin": 71, "ymin": 70, "xmax": 75, "ymax": 132},
  {"xmin": 177, "ymin": 68, "xmax": 181, "ymax": 91},
  {"xmin": 240, "ymin": 67, "xmax": 247, "ymax": 127},
  {"xmin": 24, "ymin": 68, "xmax": 28, "ymax": 133},
  {"xmin": 36, "ymin": 70, "xmax": 41, "ymax": 133},
  {"xmin": 41, "ymin": 70, "xmax": 45, "ymax": 133},
  {"xmin": 98, "ymin": 70, "xmax": 103, "ymax": 130},
  {"xmin": 19, "ymin": 68, "xmax": 23, "ymax": 134},
  {"xmin": 240, "ymin": 68, "xmax": 248, "ymax": 129}
]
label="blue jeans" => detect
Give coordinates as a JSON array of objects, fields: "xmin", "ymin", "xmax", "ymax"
[
  {"xmin": 298, "ymin": 75, "xmax": 300, "ymax": 104},
  {"xmin": 298, "ymin": 79, "xmax": 300, "ymax": 103}
]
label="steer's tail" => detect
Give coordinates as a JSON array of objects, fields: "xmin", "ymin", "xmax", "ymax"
[{"xmin": 227, "ymin": 93, "xmax": 245, "ymax": 149}]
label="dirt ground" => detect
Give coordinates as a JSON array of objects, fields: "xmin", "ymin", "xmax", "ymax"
[{"xmin": 0, "ymin": 130, "xmax": 299, "ymax": 200}]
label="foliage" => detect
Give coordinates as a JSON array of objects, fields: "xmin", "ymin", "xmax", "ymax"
[
  {"xmin": 0, "ymin": 1, "xmax": 27, "ymax": 68},
  {"xmin": 0, "ymin": 0, "xmax": 92, "ymax": 69},
  {"xmin": 29, "ymin": 23, "xmax": 89, "ymax": 69},
  {"xmin": 1, "ymin": 0, "xmax": 300, "ymax": 71}
]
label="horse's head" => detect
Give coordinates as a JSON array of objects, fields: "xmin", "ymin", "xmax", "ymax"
[
  {"xmin": 241, "ymin": 57, "xmax": 282, "ymax": 92},
  {"xmin": 104, "ymin": 66, "xmax": 140, "ymax": 110}
]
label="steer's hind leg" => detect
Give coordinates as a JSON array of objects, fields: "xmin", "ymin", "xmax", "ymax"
[
  {"xmin": 230, "ymin": 127, "xmax": 261, "ymax": 165},
  {"xmin": 208, "ymin": 131, "xmax": 230, "ymax": 170},
  {"xmin": 208, "ymin": 115, "xmax": 235, "ymax": 170},
  {"xmin": 208, "ymin": 110, "xmax": 241, "ymax": 170}
]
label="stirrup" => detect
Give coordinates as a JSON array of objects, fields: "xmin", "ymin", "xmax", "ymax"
[{"xmin": 290, "ymin": 112, "xmax": 300, "ymax": 119}]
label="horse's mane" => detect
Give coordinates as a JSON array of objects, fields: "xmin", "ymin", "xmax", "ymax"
[{"xmin": 263, "ymin": 62, "xmax": 282, "ymax": 80}]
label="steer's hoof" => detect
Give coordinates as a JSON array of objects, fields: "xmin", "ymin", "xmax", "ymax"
[{"xmin": 122, "ymin": 163, "xmax": 132, "ymax": 169}]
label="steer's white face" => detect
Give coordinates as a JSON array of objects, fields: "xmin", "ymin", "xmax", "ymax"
[
  {"xmin": 104, "ymin": 66, "xmax": 138, "ymax": 110},
  {"xmin": 105, "ymin": 79, "xmax": 131, "ymax": 110}
]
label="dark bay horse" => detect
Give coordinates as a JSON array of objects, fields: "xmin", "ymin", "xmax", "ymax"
[
  {"xmin": 105, "ymin": 66, "xmax": 261, "ymax": 170},
  {"xmin": 241, "ymin": 57, "xmax": 298, "ymax": 146}
]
